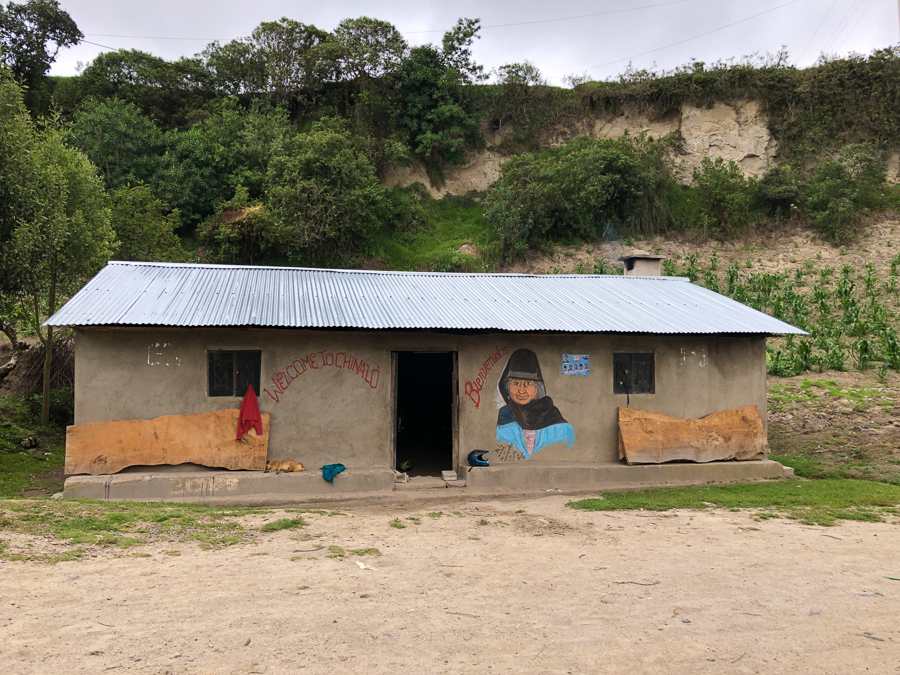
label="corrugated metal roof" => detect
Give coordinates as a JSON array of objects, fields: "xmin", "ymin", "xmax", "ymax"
[{"xmin": 45, "ymin": 261, "xmax": 806, "ymax": 335}]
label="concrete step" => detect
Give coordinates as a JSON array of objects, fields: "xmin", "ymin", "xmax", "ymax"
[{"xmin": 394, "ymin": 476, "xmax": 448, "ymax": 490}]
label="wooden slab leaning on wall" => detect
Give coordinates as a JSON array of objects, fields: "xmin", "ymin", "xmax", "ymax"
[
  {"xmin": 66, "ymin": 409, "xmax": 270, "ymax": 475},
  {"xmin": 618, "ymin": 405, "xmax": 768, "ymax": 465}
]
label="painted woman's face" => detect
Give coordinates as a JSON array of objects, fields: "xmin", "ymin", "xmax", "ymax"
[{"xmin": 509, "ymin": 379, "xmax": 537, "ymax": 405}]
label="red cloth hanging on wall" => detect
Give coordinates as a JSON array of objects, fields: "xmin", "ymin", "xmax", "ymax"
[{"xmin": 237, "ymin": 385, "xmax": 263, "ymax": 440}]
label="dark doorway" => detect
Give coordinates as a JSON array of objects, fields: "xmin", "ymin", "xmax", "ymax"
[{"xmin": 394, "ymin": 352, "xmax": 454, "ymax": 477}]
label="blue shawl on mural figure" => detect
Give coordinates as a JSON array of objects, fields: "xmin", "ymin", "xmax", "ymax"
[{"xmin": 496, "ymin": 348, "xmax": 574, "ymax": 458}]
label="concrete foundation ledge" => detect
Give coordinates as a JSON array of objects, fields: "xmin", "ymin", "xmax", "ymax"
[
  {"xmin": 63, "ymin": 466, "xmax": 395, "ymax": 501},
  {"xmin": 464, "ymin": 459, "xmax": 786, "ymax": 490}
]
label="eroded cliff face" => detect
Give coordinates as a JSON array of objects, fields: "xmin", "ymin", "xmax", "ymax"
[{"xmin": 381, "ymin": 99, "xmax": 779, "ymax": 197}]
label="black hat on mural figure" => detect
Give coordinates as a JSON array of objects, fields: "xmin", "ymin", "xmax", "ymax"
[
  {"xmin": 467, "ymin": 450, "xmax": 490, "ymax": 467},
  {"xmin": 499, "ymin": 348, "xmax": 567, "ymax": 431}
]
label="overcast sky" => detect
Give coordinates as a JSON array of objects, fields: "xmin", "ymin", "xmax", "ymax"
[{"xmin": 49, "ymin": 0, "xmax": 899, "ymax": 85}]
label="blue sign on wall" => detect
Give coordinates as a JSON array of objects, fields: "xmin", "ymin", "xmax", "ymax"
[{"xmin": 562, "ymin": 354, "xmax": 589, "ymax": 375}]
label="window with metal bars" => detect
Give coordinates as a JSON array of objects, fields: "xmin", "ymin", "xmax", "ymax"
[
  {"xmin": 208, "ymin": 351, "xmax": 261, "ymax": 397},
  {"xmin": 613, "ymin": 353, "xmax": 654, "ymax": 394}
]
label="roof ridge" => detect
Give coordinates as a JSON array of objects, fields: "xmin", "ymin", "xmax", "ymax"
[{"xmin": 105, "ymin": 261, "xmax": 687, "ymax": 280}]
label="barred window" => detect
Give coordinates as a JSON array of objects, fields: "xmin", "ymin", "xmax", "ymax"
[
  {"xmin": 208, "ymin": 351, "xmax": 261, "ymax": 397},
  {"xmin": 613, "ymin": 353, "xmax": 654, "ymax": 395}
]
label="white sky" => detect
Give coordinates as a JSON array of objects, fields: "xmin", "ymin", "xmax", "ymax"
[{"xmin": 49, "ymin": 0, "xmax": 900, "ymax": 85}]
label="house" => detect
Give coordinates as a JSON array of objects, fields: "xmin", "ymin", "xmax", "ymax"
[{"xmin": 48, "ymin": 260, "xmax": 804, "ymax": 501}]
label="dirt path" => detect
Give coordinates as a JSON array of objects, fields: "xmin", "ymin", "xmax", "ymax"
[{"xmin": 1, "ymin": 495, "xmax": 898, "ymax": 674}]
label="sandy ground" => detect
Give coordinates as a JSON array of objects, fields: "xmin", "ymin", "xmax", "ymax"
[{"xmin": 1, "ymin": 494, "xmax": 898, "ymax": 675}]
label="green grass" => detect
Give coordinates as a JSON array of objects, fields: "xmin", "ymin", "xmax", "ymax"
[
  {"xmin": 567, "ymin": 479, "xmax": 900, "ymax": 526},
  {"xmin": 426, "ymin": 511, "xmax": 443, "ymax": 519},
  {"xmin": 260, "ymin": 517, "xmax": 307, "ymax": 532},
  {"xmin": 388, "ymin": 519, "xmax": 406, "ymax": 529},
  {"xmin": 0, "ymin": 500, "xmax": 264, "ymax": 555},
  {"xmin": 348, "ymin": 547, "xmax": 381, "ymax": 556},
  {"xmin": 0, "ymin": 394, "xmax": 68, "ymax": 497},
  {"xmin": 374, "ymin": 193, "xmax": 492, "ymax": 272}
]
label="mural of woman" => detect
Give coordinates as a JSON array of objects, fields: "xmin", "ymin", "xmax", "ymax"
[{"xmin": 497, "ymin": 349, "xmax": 575, "ymax": 458}]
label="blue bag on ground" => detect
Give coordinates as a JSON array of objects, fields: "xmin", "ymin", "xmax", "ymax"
[{"xmin": 321, "ymin": 463, "xmax": 346, "ymax": 483}]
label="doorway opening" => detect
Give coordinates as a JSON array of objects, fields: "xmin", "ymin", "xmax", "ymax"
[{"xmin": 394, "ymin": 351, "xmax": 454, "ymax": 477}]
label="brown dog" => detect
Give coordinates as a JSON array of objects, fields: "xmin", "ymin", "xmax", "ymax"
[{"xmin": 265, "ymin": 460, "xmax": 306, "ymax": 474}]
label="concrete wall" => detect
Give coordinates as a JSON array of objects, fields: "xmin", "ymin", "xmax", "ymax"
[{"xmin": 74, "ymin": 328, "xmax": 766, "ymax": 471}]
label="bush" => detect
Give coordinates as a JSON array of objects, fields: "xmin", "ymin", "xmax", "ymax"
[
  {"xmin": 756, "ymin": 165, "xmax": 800, "ymax": 217},
  {"xmin": 23, "ymin": 388, "xmax": 74, "ymax": 428},
  {"xmin": 263, "ymin": 118, "xmax": 386, "ymax": 262},
  {"xmin": 483, "ymin": 134, "xmax": 669, "ymax": 258},
  {"xmin": 110, "ymin": 184, "xmax": 185, "ymax": 261},
  {"xmin": 803, "ymin": 159, "xmax": 858, "ymax": 242},
  {"xmin": 197, "ymin": 204, "xmax": 272, "ymax": 265},
  {"xmin": 691, "ymin": 157, "xmax": 754, "ymax": 231}
]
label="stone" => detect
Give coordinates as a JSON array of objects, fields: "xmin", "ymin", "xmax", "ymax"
[{"xmin": 618, "ymin": 405, "xmax": 768, "ymax": 465}]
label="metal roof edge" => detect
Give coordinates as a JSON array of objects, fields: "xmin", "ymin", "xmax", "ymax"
[{"xmin": 102, "ymin": 261, "xmax": 692, "ymax": 281}]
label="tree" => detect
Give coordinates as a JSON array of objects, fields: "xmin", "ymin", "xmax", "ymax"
[
  {"xmin": 195, "ymin": 98, "xmax": 293, "ymax": 200},
  {"xmin": 11, "ymin": 126, "xmax": 114, "ymax": 425},
  {"xmin": 332, "ymin": 17, "xmax": 407, "ymax": 80},
  {"xmin": 66, "ymin": 97, "xmax": 164, "ymax": 189},
  {"xmin": 200, "ymin": 18, "xmax": 332, "ymax": 100},
  {"xmin": 398, "ymin": 18, "xmax": 486, "ymax": 167},
  {"xmin": 0, "ymin": 0, "xmax": 81, "ymax": 90},
  {"xmin": 153, "ymin": 127, "xmax": 230, "ymax": 229},
  {"xmin": 262, "ymin": 118, "xmax": 385, "ymax": 262},
  {"xmin": 484, "ymin": 135, "xmax": 669, "ymax": 258},
  {"xmin": 0, "ymin": 69, "xmax": 42, "ymax": 370},
  {"xmin": 200, "ymin": 38, "xmax": 265, "ymax": 97},
  {"xmin": 78, "ymin": 49, "xmax": 212, "ymax": 127},
  {"xmin": 109, "ymin": 184, "xmax": 183, "ymax": 262},
  {"xmin": 440, "ymin": 17, "xmax": 485, "ymax": 84}
]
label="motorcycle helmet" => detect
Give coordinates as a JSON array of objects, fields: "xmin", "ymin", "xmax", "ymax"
[{"xmin": 467, "ymin": 450, "xmax": 490, "ymax": 467}]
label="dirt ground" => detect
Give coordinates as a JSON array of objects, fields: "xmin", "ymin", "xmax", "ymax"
[{"xmin": 1, "ymin": 494, "xmax": 898, "ymax": 675}]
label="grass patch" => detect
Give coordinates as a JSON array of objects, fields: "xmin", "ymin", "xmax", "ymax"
[
  {"xmin": 567, "ymin": 479, "xmax": 900, "ymax": 526},
  {"xmin": 0, "ymin": 499, "xmax": 266, "ymax": 558},
  {"xmin": 388, "ymin": 519, "xmax": 406, "ymax": 529},
  {"xmin": 374, "ymin": 192, "xmax": 493, "ymax": 272},
  {"xmin": 326, "ymin": 545, "xmax": 345, "ymax": 558},
  {"xmin": 426, "ymin": 511, "xmax": 443, "ymax": 519},
  {"xmin": 476, "ymin": 518, "xmax": 490, "ymax": 526},
  {"xmin": 406, "ymin": 516, "xmax": 421, "ymax": 524},
  {"xmin": 284, "ymin": 509, "xmax": 345, "ymax": 516},
  {"xmin": 0, "ymin": 393, "xmax": 68, "ymax": 497},
  {"xmin": 349, "ymin": 547, "xmax": 381, "ymax": 556},
  {"xmin": 260, "ymin": 517, "xmax": 307, "ymax": 532}
]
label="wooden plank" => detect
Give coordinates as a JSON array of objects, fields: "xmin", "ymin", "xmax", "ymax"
[
  {"xmin": 66, "ymin": 409, "xmax": 270, "ymax": 475},
  {"xmin": 618, "ymin": 405, "xmax": 768, "ymax": 465}
]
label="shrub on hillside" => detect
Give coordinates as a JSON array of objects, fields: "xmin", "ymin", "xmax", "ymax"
[
  {"xmin": 756, "ymin": 165, "xmax": 801, "ymax": 217},
  {"xmin": 803, "ymin": 159, "xmax": 858, "ymax": 242},
  {"xmin": 691, "ymin": 157, "xmax": 754, "ymax": 232},
  {"xmin": 484, "ymin": 134, "xmax": 669, "ymax": 259}
]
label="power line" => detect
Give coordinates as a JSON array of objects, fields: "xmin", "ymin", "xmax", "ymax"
[
  {"xmin": 85, "ymin": 34, "xmax": 217, "ymax": 42},
  {"xmin": 835, "ymin": 0, "xmax": 876, "ymax": 53},
  {"xmin": 80, "ymin": 39, "xmax": 119, "ymax": 51},
  {"xmin": 798, "ymin": 0, "xmax": 839, "ymax": 63},
  {"xmin": 565, "ymin": 0, "xmax": 801, "ymax": 78},
  {"xmin": 402, "ymin": 0, "xmax": 687, "ymax": 34},
  {"xmin": 822, "ymin": 0, "xmax": 866, "ymax": 54}
]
